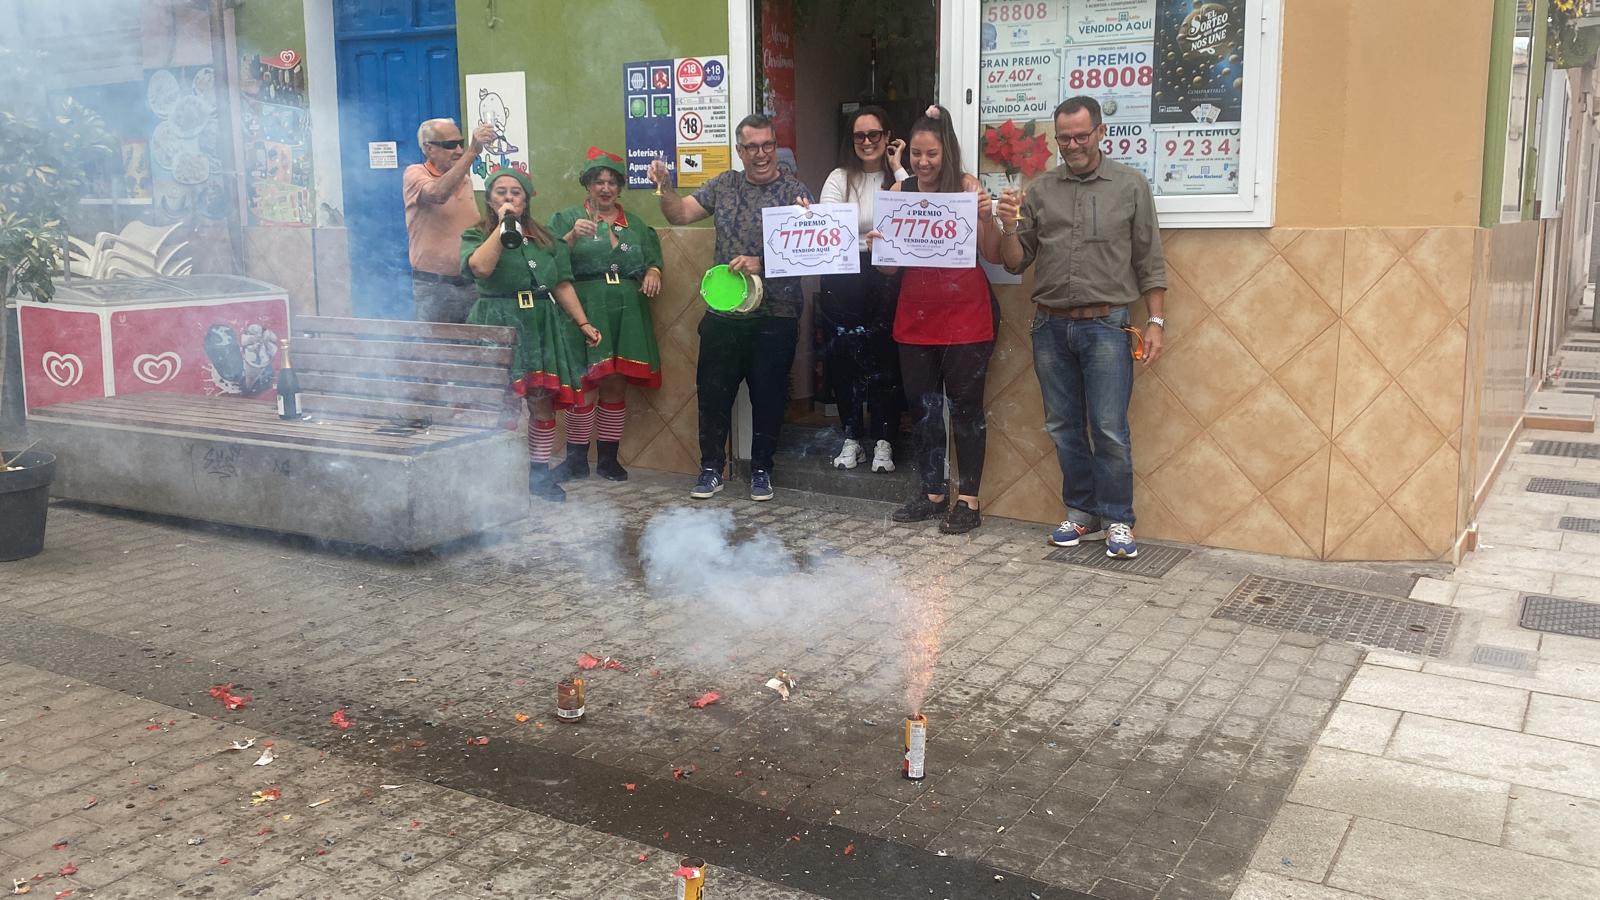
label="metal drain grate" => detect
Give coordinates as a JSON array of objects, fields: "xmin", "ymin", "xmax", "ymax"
[
  {"xmin": 1527, "ymin": 477, "xmax": 1600, "ymax": 499},
  {"xmin": 1561, "ymin": 371, "xmax": 1600, "ymax": 380},
  {"xmin": 1214, "ymin": 575, "xmax": 1459, "ymax": 657},
  {"xmin": 1520, "ymin": 594, "xmax": 1600, "ymax": 639},
  {"xmin": 1470, "ymin": 645, "xmax": 1534, "ymax": 670},
  {"xmin": 1558, "ymin": 516, "xmax": 1600, "ymax": 533},
  {"xmin": 1529, "ymin": 440, "xmax": 1600, "ymax": 460},
  {"xmin": 1043, "ymin": 541, "xmax": 1190, "ymax": 578},
  {"xmin": 1563, "ymin": 345, "xmax": 1600, "ymax": 353}
]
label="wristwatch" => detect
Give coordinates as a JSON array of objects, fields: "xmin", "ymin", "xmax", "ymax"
[{"xmin": 1147, "ymin": 316, "xmax": 1166, "ymax": 328}]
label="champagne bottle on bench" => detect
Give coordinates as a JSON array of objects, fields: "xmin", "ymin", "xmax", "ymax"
[{"xmin": 276, "ymin": 338, "xmax": 302, "ymax": 420}]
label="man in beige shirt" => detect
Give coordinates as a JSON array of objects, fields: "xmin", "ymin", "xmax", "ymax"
[
  {"xmin": 403, "ymin": 118, "xmax": 496, "ymax": 323},
  {"xmin": 997, "ymin": 96, "xmax": 1167, "ymax": 559}
]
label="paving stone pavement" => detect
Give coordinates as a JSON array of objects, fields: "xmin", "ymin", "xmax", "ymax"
[
  {"xmin": 1242, "ymin": 426, "xmax": 1600, "ymax": 900},
  {"xmin": 0, "ymin": 661, "xmax": 818, "ymax": 900},
  {"xmin": 0, "ymin": 470, "xmax": 1443, "ymax": 899}
]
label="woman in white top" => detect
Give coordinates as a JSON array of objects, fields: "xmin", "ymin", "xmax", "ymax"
[{"xmin": 817, "ymin": 105, "xmax": 911, "ymax": 473}]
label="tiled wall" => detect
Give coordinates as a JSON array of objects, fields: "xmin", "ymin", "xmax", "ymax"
[{"xmin": 629, "ymin": 225, "xmax": 1480, "ymax": 561}]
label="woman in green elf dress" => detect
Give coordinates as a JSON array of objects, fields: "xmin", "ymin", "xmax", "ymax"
[
  {"xmin": 462, "ymin": 167, "xmax": 601, "ymax": 502},
  {"xmin": 547, "ymin": 147, "xmax": 663, "ymax": 482}
]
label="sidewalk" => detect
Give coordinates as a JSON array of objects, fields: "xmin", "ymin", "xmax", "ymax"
[
  {"xmin": 0, "ymin": 661, "xmax": 815, "ymax": 899},
  {"xmin": 3, "ymin": 417, "xmax": 1600, "ymax": 899},
  {"xmin": 1239, "ymin": 425, "xmax": 1600, "ymax": 900}
]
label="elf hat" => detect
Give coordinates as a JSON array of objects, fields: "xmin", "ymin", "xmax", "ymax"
[
  {"xmin": 581, "ymin": 146, "xmax": 626, "ymax": 182},
  {"xmin": 485, "ymin": 166, "xmax": 535, "ymax": 198}
]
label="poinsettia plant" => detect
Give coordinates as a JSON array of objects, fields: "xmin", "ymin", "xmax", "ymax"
[{"xmin": 983, "ymin": 118, "xmax": 1052, "ymax": 179}]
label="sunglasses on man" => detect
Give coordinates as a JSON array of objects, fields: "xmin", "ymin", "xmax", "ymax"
[{"xmin": 427, "ymin": 139, "xmax": 466, "ymax": 150}]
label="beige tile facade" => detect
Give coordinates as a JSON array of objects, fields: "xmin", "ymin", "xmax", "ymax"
[{"xmin": 632, "ymin": 225, "xmax": 1483, "ymax": 561}]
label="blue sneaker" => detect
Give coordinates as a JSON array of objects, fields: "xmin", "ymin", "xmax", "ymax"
[
  {"xmin": 1105, "ymin": 522, "xmax": 1138, "ymax": 558},
  {"xmin": 749, "ymin": 469, "xmax": 774, "ymax": 501},
  {"xmin": 689, "ymin": 468, "xmax": 724, "ymax": 499},
  {"xmin": 1049, "ymin": 520, "xmax": 1105, "ymax": 547}
]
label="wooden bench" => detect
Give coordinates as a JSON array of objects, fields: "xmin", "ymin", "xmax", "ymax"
[{"xmin": 28, "ymin": 316, "xmax": 528, "ymax": 551}]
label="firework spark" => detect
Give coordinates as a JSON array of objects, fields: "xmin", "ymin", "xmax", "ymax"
[{"xmin": 896, "ymin": 577, "xmax": 946, "ymax": 716}]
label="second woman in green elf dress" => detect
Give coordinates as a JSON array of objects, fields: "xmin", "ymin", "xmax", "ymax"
[
  {"xmin": 548, "ymin": 147, "xmax": 663, "ymax": 482},
  {"xmin": 462, "ymin": 167, "xmax": 601, "ymax": 503}
]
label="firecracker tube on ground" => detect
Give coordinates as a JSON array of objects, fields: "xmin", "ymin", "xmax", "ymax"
[{"xmin": 904, "ymin": 713, "xmax": 928, "ymax": 781}]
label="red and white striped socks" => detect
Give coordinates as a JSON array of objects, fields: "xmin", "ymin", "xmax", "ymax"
[
  {"xmin": 564, "ymin": 405, "xmax": 596, "ymax": 445},
  {"xmin": 528, "ymin": 419, "xmax": 557, "ymax": 463},
  {"xmin": 597, "ymin": 401, "xmax": 626, "ymax": 443}
]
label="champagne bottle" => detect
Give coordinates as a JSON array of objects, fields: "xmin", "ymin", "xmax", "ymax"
[
  {"xmin": 276, "ymin": 338, "xmax": 301, "ymax": 420},
  {"xmin": 499, "ymin": 211, "xmax": 524, "ymax": 249}
]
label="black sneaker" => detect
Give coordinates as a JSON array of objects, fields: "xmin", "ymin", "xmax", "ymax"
[
  {"xmin": 892, "ymin": 494, "xmax": 947, "ymax": 522},
  {"xmin": 940, "ymin": 500, "xmax": 981, "ymax": 534}
]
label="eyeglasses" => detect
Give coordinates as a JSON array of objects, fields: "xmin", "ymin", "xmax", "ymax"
[
  {"xmin": 851, "ymin": 129, "xmax": 886, "ymax": 144},
  {"xmin": 426, "ymin": 139, "xmax": 465, "ymax": 150},
  {"xmin": 1057, "ymin": 130, "xmax": 1099, "ymax": 147},
  {"xmin": 738, "ymin": 141, "xmax": 778, "ymax": 155}
]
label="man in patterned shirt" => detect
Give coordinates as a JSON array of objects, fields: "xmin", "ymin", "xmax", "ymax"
[{"xmin": 651, "ymin": 114, "xmax": 812, "ymax": 502}]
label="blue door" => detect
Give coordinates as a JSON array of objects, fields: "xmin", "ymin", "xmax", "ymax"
[{"xmin": 334, "ymin": 0, "xmax": 461, "ymax": 319}]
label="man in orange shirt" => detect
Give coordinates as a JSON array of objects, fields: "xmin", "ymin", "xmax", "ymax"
[{"xmin": 403, "ymin": 118, "xmax": 497, "ymax": 322}]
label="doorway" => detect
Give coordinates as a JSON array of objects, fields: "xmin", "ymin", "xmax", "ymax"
[
  {"xmin": 332, "ymin": 0, "xmax": 460, "ymax": 320},
  {"xmin": 751, "ymin": 0, "xmax": 940, "ymax": 500}
]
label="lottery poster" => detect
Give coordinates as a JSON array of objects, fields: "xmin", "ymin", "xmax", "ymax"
[
  {"xmin": 1101, "ymin": 122, "xmax": 1154, "ymax": 180},
  {"xmin": 1060, "ymin": 43, "xmax": 1154, "ymax": 124},
  {"xmin": 623, "ymin": 55, "xmax": 731, "ymax": 191},
  {"xmin": 871, "ymin": 191, "xmax": 979, "ymax": 270},
  {"xmin": 1154, "ymin": 127, "xmax": 1241, "ymax": 194},
  {"xmin": 1067, "ymin": 0, "xmax": 1156, "ymax": 44},
  {"xmin": 1151, "ymin": 0, "xmax": 1245, "ymax": 125},
  {"xmin": 761, "ymin": 203, "xmax": 860, "ymax": 278}
]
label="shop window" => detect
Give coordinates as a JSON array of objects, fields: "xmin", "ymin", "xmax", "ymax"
[{"xmin": 975, "ymin": 0, "xmax": 1281, "ymax": 227}]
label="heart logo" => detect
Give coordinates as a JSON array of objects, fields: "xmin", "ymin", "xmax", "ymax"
[
  {"xmin": 42, "ymin": 351, "xmax": 84, "ymax": 388},
  {"xmin": 134, "ymin": 351, "xmax": 182, "ymax": 385}
]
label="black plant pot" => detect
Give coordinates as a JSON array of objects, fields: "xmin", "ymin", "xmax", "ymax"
[{"xmin": 0, "ymin": 450, "xmax": 55, "ymax": 561}]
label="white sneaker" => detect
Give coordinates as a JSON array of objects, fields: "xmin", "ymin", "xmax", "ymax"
[
  {"xmin": 832, "ymin": 439, "xmax": 865, "ymax": 470},
  {"xmin": 871, "ymin": 440, "xmax": 895, "ymax": 473}
]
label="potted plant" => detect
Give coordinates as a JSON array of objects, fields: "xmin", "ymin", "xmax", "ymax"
[{"xmin": 0, "ymin": 46, "xmax": 116, "ymax": 560}]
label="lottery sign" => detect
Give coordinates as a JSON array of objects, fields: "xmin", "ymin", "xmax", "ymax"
[
  {"xmin": 1154, "ymin": 127, "xmax": 1240, "ymax": 194},
  {"xmin": 1060, "ymin": 44, "xmax": 1153, "ymax": 123},
  {"xmin": 981, "ymin": 0, "xmax": 1062, "ymax": 52},
  {"xmin": 624, "ymin": 54, "xmax": 730, "ymax": 190},
  {"xmin": 761, "ymin": 204, "xmax": 860, "ymax": 278},
  {"xmin": 1101, "ymin": 122, "xmax": 1154, "ymax": 179},
  {"xmin": 980, "ymin": 51, "xmax": 1060, "ymax": 121},
  {"xmin": 1068, "ymin": 0, "xmax": 1156, "ymax": 44},
  {"xmin": 870, "ymin": 191, "xmax": 978, "ymax": 269}
]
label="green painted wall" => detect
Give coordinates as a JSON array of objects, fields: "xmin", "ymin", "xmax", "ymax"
[
  {"xmin": 454, "ymin": 0, "xmax": 730, "ymax": 228},
  {"xmin": 1479, "ymin": 0, "xmax": 1515, "ymax": 227},
  {"xmin": 235, "ymin": 0, "xmax": 308, "ymax": 63},
  {"xmin": 1523, "ymin": 0, "xmax": 1550, "ymax": 221}
]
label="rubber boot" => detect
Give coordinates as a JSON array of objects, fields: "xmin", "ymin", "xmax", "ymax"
[
  {"xmin": 528, "ymin": 463, "xmax": 566, "ymax": 501},
  {"xmin": 596, "ymin": 440, "xmax": 629, "ymax": 481},
  {"xmin": 552, "ymin": 442, "xmax": 590, "ymax": 482}
]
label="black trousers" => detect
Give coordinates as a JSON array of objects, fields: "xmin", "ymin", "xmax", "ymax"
[
  {"xmin": 899, "ymin": 340, "xmax": 994, "ymax": 497},
  {"xmin": 697, "ymin": 312, "xmax": 799, "ymax": 473},
  {"xmin": 819, "ymin": 262, "xmax": 900, "ymax": 444}
]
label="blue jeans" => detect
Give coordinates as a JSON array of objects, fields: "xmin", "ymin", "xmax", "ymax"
[{"xmin": 1031, "ymin": 305, "xmax": 1136, "ymax": 526}]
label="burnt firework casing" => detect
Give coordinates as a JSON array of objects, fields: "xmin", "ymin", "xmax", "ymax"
[
  {"xmin": 903, "ymin": 714, "xmax": 928, "ymax": 780},
  {"xmin": 676, "ymin": 857, "xmax": 707, "ymax": 900},
  {"xmin": 557, "ymin": 677, "xmax": 585, "ymax": 722}
]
